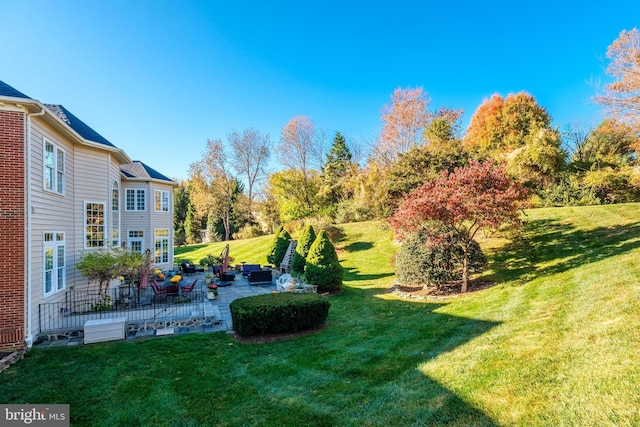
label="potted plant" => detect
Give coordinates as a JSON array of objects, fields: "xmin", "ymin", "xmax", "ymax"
[
  {"xmin": 205, "ymin": 273, "xmax": 213, "ymax": 284},
  {"xmin": 207, "ymin": 284, "xmax": 219, "ymax": 300}
]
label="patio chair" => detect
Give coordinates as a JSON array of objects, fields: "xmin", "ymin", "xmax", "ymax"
[
  {"xmin": 181, "ymin": 278, "xmax": 198, "ymax": 298},
  {"xmin": 151, "ymin": 280, "xmax": 168, "ymax": 301},
  {"xmin": 181, "ymin": 261, "xmax": 204, "ymax": 275}
]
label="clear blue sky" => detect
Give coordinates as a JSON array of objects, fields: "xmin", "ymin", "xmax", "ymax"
[{"xmin": 2, "ymin": 1, "xmax": 639, "ymax": 180}]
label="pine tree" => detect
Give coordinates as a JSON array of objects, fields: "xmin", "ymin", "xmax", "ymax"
[
  {"xmin": 291, "ymin": 224, "xmax": 316, "ymax": 275},
  {"xmin": 305, "ymin": 231, "xmax": 343, "ymax": 293},
  {"xmin": 321, "ymin": 132, "xmax": 353, "ymax": 204}
]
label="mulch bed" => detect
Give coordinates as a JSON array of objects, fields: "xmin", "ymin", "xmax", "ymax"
[{"xmin": 393, "ymin": 279, "xmax": 497, "ymax": 300}]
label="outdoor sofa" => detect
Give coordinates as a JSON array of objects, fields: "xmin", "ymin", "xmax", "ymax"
[{"xmin": 248, "ymin": 269, "xmax": 272, "ymax": 285}]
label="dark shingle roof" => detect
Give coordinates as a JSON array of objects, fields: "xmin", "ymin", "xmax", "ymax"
[
  {"xmin": 0, "ymin": 80, "xmax": 32, "ymax": 99},
  {"xmin": 121, "ymin": 161, "xmax": 174, "ymax": 183},
  {"xmin": 44, "ymin": 104, "xmax": 116, "ymax": 148}
]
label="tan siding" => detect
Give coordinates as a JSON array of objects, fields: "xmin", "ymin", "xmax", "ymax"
[{"xmin": 28, "ymin": 121, "xmax": 75, "ymax": 325}]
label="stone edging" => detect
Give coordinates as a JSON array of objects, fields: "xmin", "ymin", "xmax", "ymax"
[{"xmin": 0, "ymin": 347, "xmax": 27, "ymax": 374}]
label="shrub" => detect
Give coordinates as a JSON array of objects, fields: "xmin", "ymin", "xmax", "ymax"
[
  {"xmin": 291, "ymin": 224, "xmax": 316, "ymax": 275},
  {"xmin": 395, "ymin": 228, "xmax": 486, "ymax": 288},
  {"xmin": 233, "ymin": 224, "xmax": 266, "ymax": 240},
  {"xmin": 583, "ymin": 168, "xmax": 640, "ymax": 204},
  {"xmin": 266, "ymin": 226, "xmax": 284, "ymax": 265},
  {"xmin": 305, "ymin": 231, "xmax": 343, "ymax": 293},
  {"xmin": 334, "ymin": 200, "xmax": 375, "ymax": 224},
  {"xmin": 305, "ymin": 217, "xmax": 345, "ymax": 243},
  {"xmin": 538, "ymin": 175, "xmax": 601, "ymax": 207},
  {"xmin": 230, "ymin": 293, "xmax": 330, "ymax": 337}
]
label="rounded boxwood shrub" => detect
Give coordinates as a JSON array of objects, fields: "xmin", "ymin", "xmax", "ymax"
[
  {"xmin": 305, "ymin": 230, "xmax": 343, "ymax": 293},
  {"xmin": 291, "ymin": 224, "xmax": 316, "ymax": 275},
  {"xmin": 395, "ymin": 228, "xmax": 486, "ymax": 288},
  {"xmin": 230, "ymin": 293, "xmax": 330, "ymax": 337}
]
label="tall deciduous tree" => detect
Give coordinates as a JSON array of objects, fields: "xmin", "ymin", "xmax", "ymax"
[
  {"xmin": 278, "ymin": 115, "xmax": 321, "ymax": 210},
  {"xmin": 583, "ymin": 118, "xmax": 640, "ymax": 167},
  {"xmin": 595, "ymin": 28, "xmax": 640, "ymax": 125},
  {"xmin": 189, "ymin": 139, "xmax": 236, "ymax": 241},
  {"xmin": 228, "ymin": 128, "xmax": 271, "ymax": 224},
  {"xmin": 375, "ymin": 87, "xmax": 432, "ymax": 165},
  {"xmin": 266, "ymin": 169, "xmax": 321, "ymax": 222},
  {"xmin": 464, "ymin": 92, "xmax": 551, "ymax": 155},
  {"xmin": 389, "ymin": 161, "xmax": 527, "ymax": 292}
]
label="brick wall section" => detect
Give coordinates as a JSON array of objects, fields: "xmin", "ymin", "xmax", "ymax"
[{"xmin": 0, "ymin": 110, "xmax": 26, "ymax": 351}]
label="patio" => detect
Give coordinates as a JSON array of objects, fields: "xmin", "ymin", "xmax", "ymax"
[{"xmin": 35, "ymin": 269, "xmax": 278, "ymax": 347}]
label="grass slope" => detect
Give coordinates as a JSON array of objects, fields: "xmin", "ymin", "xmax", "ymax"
[{"xmin": 2, "ymin": 205, "xmax": 640, "ymax": 426}]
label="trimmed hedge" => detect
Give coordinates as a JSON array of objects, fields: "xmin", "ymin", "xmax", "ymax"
[{"xmin": 230, "ymin": 293, "xmax": 330, "ymax": 337}]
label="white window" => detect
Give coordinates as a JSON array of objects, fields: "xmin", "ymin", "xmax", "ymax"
[
  {"xmin": 125, "ymin": 189, "xmax": 145, "ymax": 211},
  {"xmin": 154, "ymin": 229, "xmax": 170, "ymax": 263},
  {"xmin": 127, "ymin": 230, "xmax": 144, "ymax": 254},
  {"xmin": 112, "ymin": 181, "xmax": 120, "ymax": 247},
  {"xmin": 85, "ymin": 202, "xmax": 105, "ymax": 248},
  {"xmin": 44, "ymin": 139, "xmax": 65, "ymax": 194},
  {"xmin": 155, "ymin": 190, "xmax": 170, "ymax": 212},
  {"xmin": 44, "ymin": 232, "xmax": 65, "ymax": 296}
]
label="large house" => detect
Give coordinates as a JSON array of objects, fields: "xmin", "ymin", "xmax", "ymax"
[{"xmin": 0, "ymin": 80, "xmax": 176, "ymax": 351}]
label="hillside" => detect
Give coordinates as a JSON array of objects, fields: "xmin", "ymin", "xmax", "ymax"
[
  {"xmin": 3, "ymin": 204, "xmax": 640, "ymax": 425},
  {"xmin": 169, "ymin": 205, "xmax": 640, "ymax": 425}
]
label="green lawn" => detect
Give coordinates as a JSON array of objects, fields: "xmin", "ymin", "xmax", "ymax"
[{"xmin": 2, "ymin": 205, "xmax": 640, "ymax": 426}]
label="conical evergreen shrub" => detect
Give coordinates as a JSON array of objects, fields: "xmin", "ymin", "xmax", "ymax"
[
  {"xmin": 291, "ymin": 224, "xmax": 316, "ymax": 275},
  {"xmin": 305, "ymin": 230, "xmax": 343, "ymax": 293},
  {"xmin": 273, "ymin": 229, "xmax": 292, "ymax": 268},
  {"xmin": 266, "ymin": 226, "xmax": 284, "ymax": 265}
]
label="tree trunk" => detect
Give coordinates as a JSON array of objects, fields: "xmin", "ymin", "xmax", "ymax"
[{"xmin": 461, "ymin": 245, "xmax": 469, "ymax": 293}]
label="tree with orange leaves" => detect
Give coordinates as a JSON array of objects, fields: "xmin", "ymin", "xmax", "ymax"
[
  {"xmin": 464, "ymin": 92, "xmax": 551, "ymax": 156},
  {"xmin": 595, "ymin": 28, "xmax": 640, "ymax": 125}
]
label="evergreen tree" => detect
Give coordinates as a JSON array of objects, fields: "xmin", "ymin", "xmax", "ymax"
[
  {"xmin": 173, "ymin": 182, "xmax": 190, "ymax": 245},
  {"xmin": 321, "ymin": 132, "xmax": 353, "ymax": 204},
  {"xmin": 267, "ymin": 225, "xmax": 284, "ymax": 265},
  {"xmin": 291, "ymin": 224, "xmax": 316, "ymax": 275},
  {"xmin": 183, "ymin": 204, "xmax": 199, "ymax": 244},
  {"xmin": 305, "ymin": 231, "xmax": 343, "ymax": 293}
]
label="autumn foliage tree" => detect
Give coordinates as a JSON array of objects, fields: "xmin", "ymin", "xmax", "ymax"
[
  {"xmin": 375, "ymin": 87, "xmax": 432, "ymax": 165},
  {"xmin": 464, "ymin": 92, "xmax": 552, "ymax": 156},
  {"xmin": 389, "ymin": 161, "xmax": 527, "ymax": 292},
  {"xmin": 595, "ymin": 28, "xmax": 640, "ymax": 126}
]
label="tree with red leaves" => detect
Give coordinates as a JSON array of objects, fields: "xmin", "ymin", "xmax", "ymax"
[{"xmin": 389, "ymin": 161, "xmax": 527, "ymax": 292}]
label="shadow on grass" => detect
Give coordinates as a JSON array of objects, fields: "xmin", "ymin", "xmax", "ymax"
[
  {"xmin": 317, "ymin": 286, "xmax": 501, "ymax": 425},
  {"xmin": 343, "ymin": 266, "xmax": 394, "ymax": 282},
  {"xmin": 487, "ymin": 218, "xmax": 640, "ymax": 284},
  {"xmin": 343, "ymin": 241, "xmax": 374, "ymax": 252}
]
